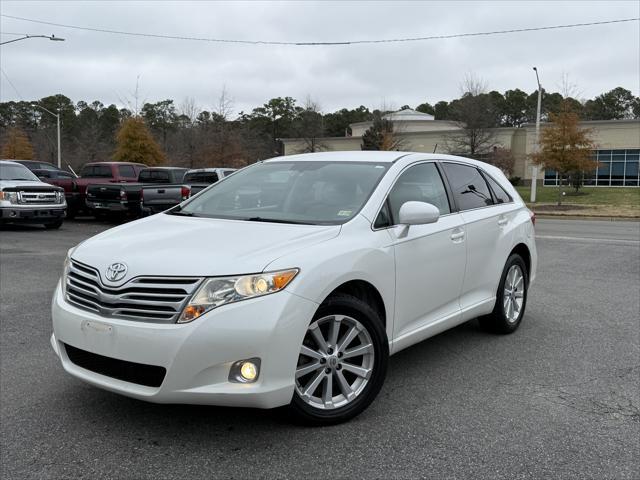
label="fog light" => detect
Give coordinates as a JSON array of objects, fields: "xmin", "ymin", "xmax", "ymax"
[
  {"xmin": 241, "ymin": 362, "xmax": 257, "ymax": 380},
  {"xmin": 229, "ymin": 358, "xmax": 261, "ymax": 383}
]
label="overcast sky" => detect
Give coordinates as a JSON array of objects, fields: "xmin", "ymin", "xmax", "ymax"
[{"xmin": 1, "ymin": 0, "xmax": 638, "ymax": 117}]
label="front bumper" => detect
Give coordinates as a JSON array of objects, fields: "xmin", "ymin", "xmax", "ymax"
[
  {"xmin": 1, "ymin": 205, "xmax": 66, "ymax": 221},
  {"xmin": 51, "ymin": 283, "xmax": 318, "ymax": 408}
]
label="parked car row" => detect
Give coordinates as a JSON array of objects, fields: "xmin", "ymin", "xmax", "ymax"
[{"xmin": 1, "ymin": 159, "xmax": 236, "ymax": 228}]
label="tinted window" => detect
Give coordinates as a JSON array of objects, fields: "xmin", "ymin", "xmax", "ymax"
[
  {"xmin": 184, "ymin": 172, "xmax": 219, "ymax": 183},
  {"xmin": 57, "ymin": 171, "xmax": 75, "ymax": 179},
  {"xmin": 223, "ymin": 170, "xmax": 235, "ymax": 177},
  {"xmin": 442, "ymin": 163, "xmax": 493, "ymax": 211},
  {"xmin": 139, "ymin": 170, "xmax": 170, "ymax": 183},
  {"xmin": 484, "ymin": 173, "xmax": 512, "ymax": 204},
  {"xmin": 118, "ymin": 165, "xmax": 136, "ymax": 177},
  {"xmin": 386, "ymin": 163, "xmax": 450, "ymax": 222},
  {"xmin": 81, "ymin": 165, "xmax": 112, "ymax": 178}
]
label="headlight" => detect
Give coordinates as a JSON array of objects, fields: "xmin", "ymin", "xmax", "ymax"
[
  {"xmin": 178, "ymin": 268, "xmax": 299, "ymax": 323},
  {"xmin": 61, "ymin": 249, "xmax": 74, "ymax": 294},
  {"xmin": 0, "ymin": 191, "xmax": 19, "ymax": 204},
  {"xmin": 56, "ymin": 191, "xmax": 64, "ymax": 204}
]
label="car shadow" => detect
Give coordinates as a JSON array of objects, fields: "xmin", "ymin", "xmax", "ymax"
[{"xmin": 58, "ymin": 318, "xmax": 500, "ymax": 433}]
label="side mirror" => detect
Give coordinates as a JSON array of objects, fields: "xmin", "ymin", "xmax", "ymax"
[{"xmin": 398, "ymin": 201, "xmax": 440, "ymax": 225}]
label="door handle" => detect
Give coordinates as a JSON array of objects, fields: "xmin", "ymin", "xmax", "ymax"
[
  {"xmin": 450, "ymin": 230, "xmax": 465, "ymax": 242},
  {"xmin": 498, "ymin": 216, "xmax": 508, "ymax": 227}
]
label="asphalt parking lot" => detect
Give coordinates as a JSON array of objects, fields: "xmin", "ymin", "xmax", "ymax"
[{"xmin": 1, "ymin": 218, "xmax": 639, "ymax": 479}]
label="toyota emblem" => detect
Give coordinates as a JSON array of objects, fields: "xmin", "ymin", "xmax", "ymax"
[{"xmin": 105, "ymin": 262, "xmax": 128, "ymax": 282}]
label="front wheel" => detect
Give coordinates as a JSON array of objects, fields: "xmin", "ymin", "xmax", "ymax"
[
  {"xmin": 290, "ymin": 294, "xmax": 388, "ymax": 425},
  {"xmin": 479, "ymin": 254, "xmax": 528, "ymax": 334}
]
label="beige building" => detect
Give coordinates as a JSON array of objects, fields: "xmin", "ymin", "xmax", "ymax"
[{"xmin": 281, "ymin": 109, "xmax": 640, "ymax": 187}]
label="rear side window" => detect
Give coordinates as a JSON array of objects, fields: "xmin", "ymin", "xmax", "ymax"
[
  {"xmin": 483, "ymin": 173, "xmax": 512, "ymax": 204},
  {"xmin": 381, "ymin": 162, "xmax": 451, "ymax": 226},
  {"xmin": 223, "ymin": 170, "xmax": 235, "ymax": 177},
  {"xmin": 442, "ymin": 163, "xmax": 493, "ymax": 211},
  {"xmin": 118, "ymin": 165, "xmax": 136, "ymax": 177}
]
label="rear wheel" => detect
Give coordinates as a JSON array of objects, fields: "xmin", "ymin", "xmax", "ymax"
[
  {"xmin": 479, "ymin": 254, "xmax": 528, "ymax": 334},
  {"xmin": 290, "ymin": 294, "xmax": 388, "ymax": 425}
]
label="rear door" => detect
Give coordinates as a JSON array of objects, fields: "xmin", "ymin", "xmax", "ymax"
[
  {"xmin": 378, "ymin": 162, "xmax": 467, "ymax": 349},
  {"xmin": 441, "ymin": 162, "xmax": 513, "ymax": 313}
]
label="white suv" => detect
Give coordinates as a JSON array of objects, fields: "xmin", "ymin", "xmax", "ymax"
[{"xmin": 51, "ymin": 152, "xmax": 536, "ymax": 424}]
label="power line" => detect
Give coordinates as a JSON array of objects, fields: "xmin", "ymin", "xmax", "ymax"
[
  {"xmin": 1, "ymin": 14, "xmax": 638, "ymax": 46},
  {"xmin": 0, "ymin": 67, "xmax": 24, "ymax": 100}
]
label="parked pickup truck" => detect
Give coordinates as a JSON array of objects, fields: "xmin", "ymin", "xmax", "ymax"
[
  {"xmin": 0, "ymin": 160, "xmax": 66, "ymax": 229},
  {"xmin": 141, "ymin": 167, "xmax": 236, "ymax": 215},
  {"xmin": 86, "ymin": 167, "xmax": 189, "ymax": 218}
]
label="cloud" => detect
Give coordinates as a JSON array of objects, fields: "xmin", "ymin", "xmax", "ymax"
[{"xmin": 1, "ymin": 0, "xmax": 638, "ymax": 115}]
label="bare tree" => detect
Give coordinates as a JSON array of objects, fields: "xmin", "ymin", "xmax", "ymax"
[
  {"xmin": 296, "ymin": 95, "xmax": 327, "ymax": 153},
  {"xmin": 445, "ymin": 74, "xmax": 499, "ymax": 158}
]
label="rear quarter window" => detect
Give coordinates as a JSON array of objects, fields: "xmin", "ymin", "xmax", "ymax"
[{"xmin": 483, "ymin": 173, "xmax": 513, "ymax": 204}]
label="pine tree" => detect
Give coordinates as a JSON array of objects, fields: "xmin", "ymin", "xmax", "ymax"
[
  {"xmin": 531, "ymin": 102, "xmax": 597, "ymax": 204},
  {"xmin": 112, "ymin": 117, "xmax": 167, "ymax": 166},
  {"xmin": 1, "ymin": 127, "xmax": 34, "ymax": 159},
  {"xmin": 361, "ymin": 115, "xmax": 402, "ymax": 151}
]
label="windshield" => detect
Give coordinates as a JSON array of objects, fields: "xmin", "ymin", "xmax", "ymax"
[
  {"xmin": 80, "ymin": 165, "xmax": 112, "ymax": 178},
  {"xmin": 177, "ymin": 161, "xmax": 389, "ymax": 225},
  {"xmin": 0, "ymin": 163, "xmax": 40, "ymax": 181}
]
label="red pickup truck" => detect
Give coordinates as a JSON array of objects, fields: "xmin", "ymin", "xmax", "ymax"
[{"xmin": 45, "ymin": 162, "xmax": 147, "ymax": 218}]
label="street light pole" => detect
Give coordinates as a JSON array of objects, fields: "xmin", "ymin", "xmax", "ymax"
[
  {"xmin": 32, "ymin": 104, "xmax": 61, "ymax": 169},
  {"xmin": 0, "ymin": 34, "xmax": 65, "ymax": 46},
  {"xmin": 531, "ymin": 67, "xmax": 542, "ymax": 203}
]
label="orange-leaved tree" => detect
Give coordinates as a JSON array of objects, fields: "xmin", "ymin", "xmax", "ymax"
[
  {"xmin": 1, "ymin": 127, "xmax": 34, "ymax": 160},
  {"xmin": 530, "ymin": 103, "xmax": 597, "ymax": 205},
  {"xmin": 113, "ymin": 117, "xmax": 167, "ymax": 166}
]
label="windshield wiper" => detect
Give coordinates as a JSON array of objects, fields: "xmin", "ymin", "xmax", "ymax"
[
  {"xmin": 167, "ymin": 210, "xmax": 195, "ymax": 217},
  {"xmin": 245, "ymin": 216, "xmax": 313, "ymax": 225}
]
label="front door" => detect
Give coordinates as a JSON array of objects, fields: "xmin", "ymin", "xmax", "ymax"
[{"xmin": 378, "ymin": 162, "xmax": 467, "ymax": 350}]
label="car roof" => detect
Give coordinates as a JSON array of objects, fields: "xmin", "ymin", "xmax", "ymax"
[
  {"xmin": 266, "ymin": 151, "xmax": 412, "ymax": 163},
  {"xmin": 141, "ymin": 166, "xmax": 188, "ymax": 170},
  {"xmin": 264, "ymin": 151, "xmax": 497, "ymax": 168},
  {"xmin": 186, "ymin": 168, "xmax": 227, "ymax": 173}
]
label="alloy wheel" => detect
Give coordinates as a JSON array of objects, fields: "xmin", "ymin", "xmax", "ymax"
[
  {"xmin": 503, "ymin": 264, "xmax": 524, "ymax": 323},
  {"xmin": 295, "ymin": 315, "xmax": 375, "ymax": 410}
]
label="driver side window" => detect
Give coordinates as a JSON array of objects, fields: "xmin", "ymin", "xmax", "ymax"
[{"xmin": 376, "ymin": 163, "xmax": 451, "ymax": 227}]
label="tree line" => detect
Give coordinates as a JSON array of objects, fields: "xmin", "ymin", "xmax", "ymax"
[{"xmin": 0, "ymin": 85, "xmax": 637, "ymax": 170}]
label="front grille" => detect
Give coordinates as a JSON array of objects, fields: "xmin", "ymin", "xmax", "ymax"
[
  {"xmin": 19, "ymin": 191, "xmax": 58, "ymax": 204},
  {"xmin": 64, "ymin": 343, "xmax": 166, "ymax": 387},
  {"xmin": 65, "ymin": 260, "xmax": 202, "ymax": 323}
]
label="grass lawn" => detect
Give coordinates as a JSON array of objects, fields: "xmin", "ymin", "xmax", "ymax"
[{"xmin": 515, "ymin": 186, "xmax": 640, "ymax": 217}]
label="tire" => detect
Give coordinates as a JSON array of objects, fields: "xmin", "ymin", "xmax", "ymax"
[
  {"xmin": 479, "ymin": 254, "xmax": 528, "ymax": 334},
  {"xmin": 44, "ymin": 219, "xmax": 63, "ymax": 230},
  {"xmin": 289, "ymin": 294, "xmax": 388, "ymax": 425}
]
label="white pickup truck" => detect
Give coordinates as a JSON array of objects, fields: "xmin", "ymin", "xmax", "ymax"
[{"xmin": 0, "ymin": 160, "xmax": 67, "ymax": 229}]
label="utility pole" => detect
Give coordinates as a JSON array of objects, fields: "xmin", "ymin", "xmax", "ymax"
[
  {"xmin": 531, "ymin": 67, "xmax": 542, "ymax": 203},
  {"xmin": 33, "ymin": 104, "xmax": 62, "ymax": 169}
]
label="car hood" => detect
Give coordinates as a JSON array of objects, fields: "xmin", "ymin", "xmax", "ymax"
[
  {"xmin": 72, "ymin": 213, "xmax": 341, "ymax": 282},
  {"xmin": 0, "ymin": 180, "xmax": 52, "ymax": 189}
]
